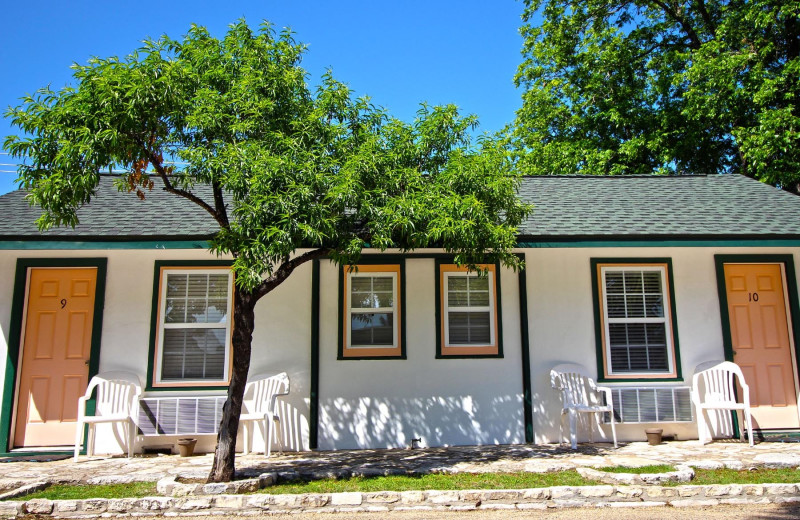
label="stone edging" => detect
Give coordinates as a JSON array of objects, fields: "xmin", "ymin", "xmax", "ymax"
[
  {"xmin": 2, "ymin": 483, "xmax": 799, "ymax": 517},
  {"xmin": 577, "ymin": 465, "xmax": 694, "ymax": 485},
  {"xmin": 156, "ymin": 474, "xmax": 278, "ymax": 497}
]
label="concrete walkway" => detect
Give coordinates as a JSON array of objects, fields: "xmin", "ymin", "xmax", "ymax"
[{"xmin": 2, "ymin": 441, "xmax": 799, "ymax": 486}]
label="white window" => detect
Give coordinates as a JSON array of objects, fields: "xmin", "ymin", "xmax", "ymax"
[
  {"xmin": 599, "ymin": 265, "xmax": 676, "ymax": 377},
  {"xmin": 155, "ymin": 268, "xmax": 233, "ymax": 385},
  {"xmin": 342, "ymin": 265, "xmax": 402, "ymax": 357},
  {"xmin": 439, "ymin": 264, "xmax": 500, "ymax": 356}
]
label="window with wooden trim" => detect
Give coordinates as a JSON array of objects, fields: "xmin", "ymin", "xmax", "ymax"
[
  {"xmin": 596, "ymin": 262, "xmax": 678, "ymax": 379},
  {"xmin": 154, "ymin": 268, "xmax": 233, "ymax": 386},
  {"xmin": 438, "ymin": 264, "xmax": 501, "ymax": 357},
  {"xmin": 341, "ymin": 264, "xmax": 403, "ymax": 358}
]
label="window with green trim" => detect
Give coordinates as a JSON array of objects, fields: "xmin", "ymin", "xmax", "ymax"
[
  {"xmin": 595, "ymin": 262, "xmax": 679, "ymax": 379},
  {"xmin": 153, "ymin": 267, "xmax": 233, "ymax": 386},
  {"xmin": 341, "ymin": 264, "xmax": 403, "ymax": 358}
]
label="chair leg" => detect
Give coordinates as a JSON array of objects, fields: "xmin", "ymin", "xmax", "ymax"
[
  {"xmin": 265, "ymin": 418, "xmax": 272, "ymax": 457},
  {"xmin": 243, "ymin": 422, "xmax": 250, "ymax": 455},
  {"xmin": 127, "ymin": 420, "xmax": 135, "ymax": 458},
  {"xmin": 74, "ymin": 421, "xmax": 84, "ymax": 462},
  {"xmin": 609, "ymin": 411, "xmax": 618, "ymax": 449},
  {"xmin": 274, "ymin": 417, "xmax": 283, "ymax": 455},
  {"xmin": 568, "ymin": 410, "xmax": 578, "ymax": 450},
  {"xmin": 87, "ymin": 424, "xmax": 96, "ymax": 458},
  {"xmin": 744, "ymin": 409, "xmax": 754, "ymax": 447}
]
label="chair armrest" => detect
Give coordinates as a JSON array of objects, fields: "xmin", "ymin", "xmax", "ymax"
[
  {"xmin": 267, "ymin": 390, "xmax": 290, "ymax": 415},
  {"xmin": 594, "ymin": 386, "xmax": 614, "ymax": 408},
  {"xmin": 77, "ymin": 396, "xmax": 89, "ymax": 421}
]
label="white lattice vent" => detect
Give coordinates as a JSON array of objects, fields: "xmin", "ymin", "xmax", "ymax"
[
  {"xmin": 137, "ymin": 396, "xmax": 225, "ymax": 435},
  {"xmin": 605, "ymin": 386, "xmax": 693, "ymax": 423}
]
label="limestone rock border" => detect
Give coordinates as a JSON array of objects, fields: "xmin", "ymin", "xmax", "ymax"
[
  {"xmin": 3, "ymin": 483, "xmax": 798, "ymax": 517},
  {"xmin": 156, "ymin": 473, "xmax": 277, "ymax": 496},
  {"xmin": 577, "ymin": 464, "xmax": 694, "ymax": 485}
]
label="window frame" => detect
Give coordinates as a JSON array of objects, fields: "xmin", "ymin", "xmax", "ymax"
[
  {"xmin": 436, "ymin": 261, "xmax": 503, "ymax": 358},
  {"xmin": 591, "ymin": 258, "xmax": 682, "ymax": 382},
  {"xmin": 148, "ymin": 261, "xmax": 234, "ymax": 389},
  {"xmin": 338, "ymin": 262, "xmax": 405, "ymax": 359}
]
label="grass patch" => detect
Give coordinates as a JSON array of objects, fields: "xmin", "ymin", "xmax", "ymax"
[
  {"xmin": 684, "ymin": 468, "xmax": 800, "ymax": 486},
  {"xmin": 12, "ymin": 482, "xmax": 157, "ymax": 501},
  {"xmin": 597, "ymin": 465, "xmax": 676, "ymax": 474},
  {"xmin": 260, "ymin": 471, "xmax": 593, "ymax": 494}
]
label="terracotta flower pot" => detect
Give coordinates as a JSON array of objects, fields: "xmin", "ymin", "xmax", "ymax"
[
  {"xmin": 177, "ymin": 438, "xmax": 197, "ymax": 457},
  {"xmin": 645, "ymin": 428, "xmax": 663, "ymax": 446}
]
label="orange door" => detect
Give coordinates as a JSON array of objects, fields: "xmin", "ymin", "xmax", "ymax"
[
  {"xmin": 13, "ymin": 268, "xmax": 97, "ymax": 448},
  {"xmin": 724, "ymin": 264, "xmax": 800, "ymax": 429}
]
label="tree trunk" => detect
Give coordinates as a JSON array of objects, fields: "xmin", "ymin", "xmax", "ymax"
[{"xmin": 208, "ymin": 288, "xmax": 255, "ymax": 482}]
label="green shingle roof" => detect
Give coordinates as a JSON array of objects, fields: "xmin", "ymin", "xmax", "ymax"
[
  {"xmin": 0, "ymin": 174, "xmax": 799, "ymax": 241},
  {"xmin": 517, "ymin": 174, "xmax": 800, "ymax": 239}
]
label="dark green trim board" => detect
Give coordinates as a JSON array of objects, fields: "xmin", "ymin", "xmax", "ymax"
[
  {"xmin": 590, "ymin": 258, "xmax": 683, "ymax": 383},
  {"xmin": 516, "ymin": 254, "xmax": 534, "ymax": 443},
  {"xmin": 309, "ymin": 259, "xmax": 320, "ymax": 450},
  {"xmin": 0, "ymin": 257, "xmax": 108, "ymax": 453},
  {"xmin": 714, "ymin": 254, "xmax": 800, "ymax": 436},
  {"xmin": 517, "ymin": 238, "xmax": 800, "ymax": 248},
  {"xmin": 337, "ymin": 258, "xmax": 407, "ymax": 360},
  {"xmin": 145, "ymin": 260, "xmax": 233, "ymax": 391},
  {"xmin": 0, "ymin": 240, "xmax": 211, "ymax": 250},
  {"xmin": 434, "ymin": 258, "xmax": 504, "ymax": 359}
]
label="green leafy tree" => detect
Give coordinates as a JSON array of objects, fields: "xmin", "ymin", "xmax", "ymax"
[
  {"xmin": 4, "ymin": 21, "xmax": 529, "ymax": 482},
  {"xmin": 513, "ymin": 0, "xmax": 800, "ymax": 190}
]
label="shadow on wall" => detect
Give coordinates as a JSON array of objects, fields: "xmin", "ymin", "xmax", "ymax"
[{"xmin": 319, "ymin": 393, "xmax": 522, "ymax": 450}]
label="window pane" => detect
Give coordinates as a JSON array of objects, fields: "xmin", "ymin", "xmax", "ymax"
[
  {"xmin": 608, "ymin": 322, "xmax": 669, "ymax": 372},
  {"xmin": 207, "ymin": 274, "xmax": 229, "ymax": 298},
  {"xmin": 645, "ymin": 295, "xmax": 664, "ymax": 318},
  {"xmin": 605, "ymin": 272, "xmax": 624, "ymax": 294},
  {"xmin": 161, "ymin": 328, "xmax": 226, "ymax": 381},
  {"xmin": 165, "ymin": 299, "xmax": 187, "ymax": 323},
  {"xmin": 447, "ymin": 275, "xmax": 490, "ymax": 307},
  {"xmin": 351, "ymin": 313, "xmax": 394, "ymax": 345},
  {"xmin": 624, "ymin": 271, "xmax": 643, "ymax": 293},
  {"xmin": 625, "ymin": 295, "xmax": 645, "ymax": 318},
  {"xmin": 206, "ymin": 300, "xmax": 228, "ymax": 323},
  {"xmin": 469, "ymin": 276, "xmax": 489, "ymax": 292},
  {"xmin": 606, "ymin": 295, "xmax": 625, "ymax": 318},
  {"xmin": 187, "ymin": 274, "xmax": 209, "ymax": 298},
  {"xmin": 166, "ymin": 274, "xmax": 188, "ymax": 298},
  {"xmin": 351, "ymin": 276, "xmax": 394, "ymax": 309},
  {"xmin": 642, "ymin": 271, "xmax": 662, "ymax": 294},
  {"xmin": 448, "ymin": 311, "xmax": 491, "ymax": 344}
]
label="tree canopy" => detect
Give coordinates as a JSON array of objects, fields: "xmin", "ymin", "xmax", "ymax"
[
  {"xmin": 513, "ymin": 0, "xmax": 800, "ymax": 190},
  {"xmin": 4, "ymin": 21, "xmax": 529, "ymax": 481}
]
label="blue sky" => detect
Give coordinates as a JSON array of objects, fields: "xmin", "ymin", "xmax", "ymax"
[{"xmin": 0, "ymin": 1, "xmax": 529, "ymax": 195}]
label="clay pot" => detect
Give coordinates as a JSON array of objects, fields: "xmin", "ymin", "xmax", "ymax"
[
  {"xmin": 177, "ymin": 438, "xmax": 197, "ymax": 457},
  {"xmin": 645, "ymin": 428, "xmax": 663, "ymax": 446}
]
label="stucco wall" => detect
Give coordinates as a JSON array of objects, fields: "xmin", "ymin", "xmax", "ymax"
[
  {"xmin": 317, "ymin": 256, "xmax": 525, "ymax": 450},
  {"xmin": 1, "ymin": 244, "xmax": 799, "ymax": 455},
  {"xmin": 0, "ymin": 248, "xmax": 311, "ymax": 455},
  {"xmin": 527, "ymin": 245, "xmax": 800, "ymax": 444}
]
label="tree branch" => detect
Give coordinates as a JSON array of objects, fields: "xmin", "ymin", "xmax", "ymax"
[
  {"xmin": 694, "ymin": 0, "xmax": 717, "ymax": 37},
  {"xmin": 650, "ymin": 0, "xmax": 703, "ymax": 50},
  {"xmin": 212, "ymin": 180, "xmax": 230, "ymax": 228},
  {"xmin": 253, "ymin": 247, "xmax": 331, "ymax": 300},
  {"xmin": 143, "ymin": 149, "xmax": 229, "ymax": 229}
]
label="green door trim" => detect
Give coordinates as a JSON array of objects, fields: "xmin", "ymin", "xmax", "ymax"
[
  {"xmin": 0, "ymin": 257, "xmax": 108, "ymax": 454},
  {"xmin": 714, "ymin": 254, "xmax": 800, "ymax": 438}
]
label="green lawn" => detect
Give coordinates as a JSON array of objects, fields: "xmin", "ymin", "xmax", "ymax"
[
  {"xmin": 597, "ymin": 465, "xmax": 676, "ymax": 474},
  {"xmin": 9, "ymin": 467, "xmax": 800, "ymax": 500},
  {"xmin": 259, "ymin": 471, "xmax": 592, "ymax": 494},
  {"xmin": 11, "ymin": 482, "xmax": 156, "ymax": 501}
]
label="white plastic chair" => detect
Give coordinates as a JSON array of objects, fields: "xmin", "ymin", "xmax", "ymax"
[
  {"xmin": 240, "ymin": 372, "xmax": 290, "ymax": 456},
  {"xmin": 692, "ymin": 360, "xmax": 754, "ymax": 446},
  {"xmin": 550, "ymin": 363, "xmax": 617, "ymax": 449},
  {"xmin": 74, "ymin": 371, "xmax": 142, "ymax": 461}
]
